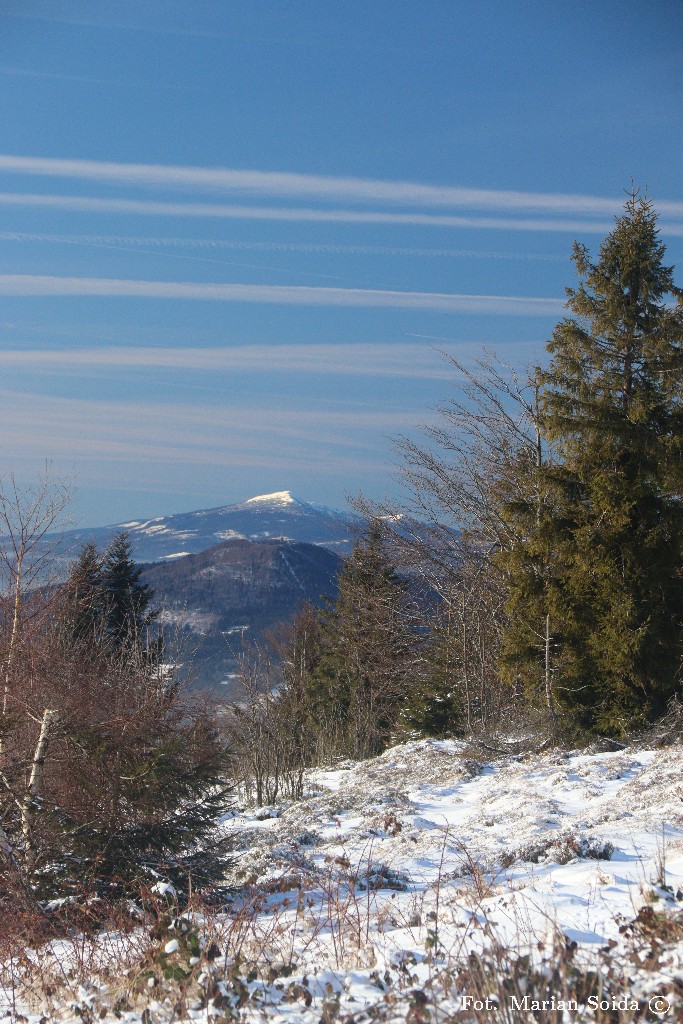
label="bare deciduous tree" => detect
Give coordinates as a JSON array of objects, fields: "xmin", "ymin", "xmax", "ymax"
[
  {"xmin": 0, "ymin": 470, "xmax": 70, "ymax": 880},
  {"xmin": 224, "ymin": 626, "xmax": 315, "ymax": 806},
  {"xmin": 355, "ymin": 350, "xmax": 556, "ymax": 737}
]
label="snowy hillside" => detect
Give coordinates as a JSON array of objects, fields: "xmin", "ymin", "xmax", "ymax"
[{"xmin": 4, "ymin": 739, "xmax": 682, "ymax": 1021}]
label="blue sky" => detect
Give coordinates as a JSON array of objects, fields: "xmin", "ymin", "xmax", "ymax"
[{"xmin": 0, "ymin": 0, "xmax": 682, "ymax": 526}]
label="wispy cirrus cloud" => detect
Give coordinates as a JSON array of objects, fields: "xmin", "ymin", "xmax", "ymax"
[
  {"xmin": 2, "ymin": 154, "xmax": 683, "ymax": 218},
  {"xmin": 0, "ymin": 66, "xmax": 118, "ymax": 85},
  {"xmin": 0, "ymin": 191, "xmax": 623, "ymax": 233},
  {"xmin": 0, "ymin": 230, "xmax": 567, "ymax": 261},
  {"xmin": 2, "ymin": 192, "xmax": 682, "ymax": 237},
  {"xmin": 0, "ymin": 343, "xmax": 459, "ymax": 380},
  {"xmin": 2, "ymin": 10, "xmax": 219, "ymax": 38},
  {"xmin": 0, "ymin": 389, "xmax": 428, "ymax": 474},
  {"xmin": 0, "ymin": 275, "xmax": 564, "ymax": 315}
]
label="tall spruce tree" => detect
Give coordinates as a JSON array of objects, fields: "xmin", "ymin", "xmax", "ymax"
[
  {"xmin": 61, "ymin": 542, "xmax": 107, "ymax": 645},
  {"xmin": 103, "ymin": 531, "xmax": 157, "ymax": 654},
  {"xmin": 500, "ymin": 193, "xmax": 683, "ymax": 734},
  {"xmin": 310, "ymin": 527, "xmax": 423, "ymax": 759}
]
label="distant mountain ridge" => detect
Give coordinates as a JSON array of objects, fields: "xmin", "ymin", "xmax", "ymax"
[
  {"xmin": 23, "ymin": 491, "xmax": 355, "ymax": 691},
  {"xmin": 51, "ymin": 491, "xmax": 359, "ymax": 565}
]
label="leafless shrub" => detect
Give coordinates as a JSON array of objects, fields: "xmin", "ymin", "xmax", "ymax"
[
  {"xmin": 639, "ymin": 694, "xmax": 683, "ymax": 748},
  {"xmin": 224, "ymin": 637, "xmax": 311, "ymax": 806}
]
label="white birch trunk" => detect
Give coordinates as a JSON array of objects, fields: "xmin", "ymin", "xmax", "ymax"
[
  {"xmin": 545, "ymin": 614, "xmax": 555, "ymax": 717},
  {"xmin": 21, "ymin": 707, "xmax": 58, "ymax": 874}
]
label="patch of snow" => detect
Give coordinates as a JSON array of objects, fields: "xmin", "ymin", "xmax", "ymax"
[
  {"xmin": 150, "ymin": 880, "xmax": 176, "ymax": 897},
  {"xmin": 132, "ymin": 517, "xmax": 165, "ymax": 530},
  {"xmin": 220, "ymin": 673, "xmax": 240, "ymax": 684},
  {"xmin": 155, "ymin": 608, "xmax": 217, "ymax": 634}
]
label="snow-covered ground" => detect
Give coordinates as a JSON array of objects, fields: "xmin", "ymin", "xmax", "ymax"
[
  {"xmin": 3, "ymin": 739, "xmax": 683, "ymax": 1022},
  {"xmin": 227, "ymin": 739, "xmax": 683, "ymax": 945}
]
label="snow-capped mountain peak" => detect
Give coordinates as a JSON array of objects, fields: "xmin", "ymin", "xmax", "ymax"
[
  {"xmin": 243, "ymin": 490, "xmax": 299, "ymax": 507},
  {"xmin": 50, "ymin": 491, "xmax": 359, "ymax": 565}
]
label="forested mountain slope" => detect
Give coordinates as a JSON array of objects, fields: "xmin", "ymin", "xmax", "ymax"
[{"xmin": 143, "ymin": 536, "xmax": 341, "ymax": 690}]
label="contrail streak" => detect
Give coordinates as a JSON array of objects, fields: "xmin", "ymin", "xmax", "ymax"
[
  {"xmin": 0, "ymin": 274, "xmax": 564, "ymax": 315},
  {"xmin": 1, "ymin": 154, "xmax": 682, "ymax": 216}
]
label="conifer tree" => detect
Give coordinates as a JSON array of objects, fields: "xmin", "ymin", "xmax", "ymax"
[
  {"xmin": 311, "ymin": 527, "xmax": 423, "ymax": 759},
  {"xmin": 102, "ymin": 532, "xmax": 157, "ymax": 655},
  {"xmin": 500, "ymin": 193, "xmax": 683, "ymax": 734},
  {"xmin": 61, "ymin": 542, "xmax": 107, "ymax": 645},
  {"xmin": 405, "ymin": 554, "xmax": 507, "ymax": 738},
  {"xmin": 62, "ymin": 533, "xmax": 160, "ymax": 661},
  {"xmin": 401, "ymin": 601, "xmax": 466, "ymax": 738},
  {"xmin": 2, "ymin": 529, "xmax": 227, "ymax": 904}
]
